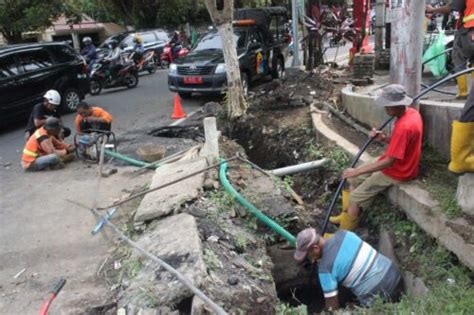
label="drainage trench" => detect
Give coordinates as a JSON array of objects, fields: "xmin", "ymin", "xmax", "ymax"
[{"xmin": 227, "ymin": 113, "xmax": 359, "ymax": 311}]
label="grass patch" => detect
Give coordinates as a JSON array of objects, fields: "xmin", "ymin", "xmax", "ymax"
[
  {"xmin": 305, "ymin": 140, "xmax": 350, "ymax": 174},
  {"xmin": 207, "ymin": 189, "xmax": 236, "ymax": 213},
  {"xmin": 356, "ymin": 196, "xmax": 474, "ymax": 313},
  {"xmin": 275, "ymin": 302, "xmax": 308, "ymax": 315},
  {"xmin": 420, "ymin": 144, "xmax": 461, "ymax": 218}
]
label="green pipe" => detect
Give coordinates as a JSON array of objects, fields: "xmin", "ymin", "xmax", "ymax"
[
  {"xmin": 219, "ymin": 159, "xmax": 296, "ymax": 247},
  {"xmin": 104, "ymin": 149, "xmax": 154, "ymax": 168}
]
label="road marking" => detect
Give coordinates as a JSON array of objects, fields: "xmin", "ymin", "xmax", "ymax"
[{"xmin": 169, "ymin": 108, "xmax": 201, "ymax": 126}]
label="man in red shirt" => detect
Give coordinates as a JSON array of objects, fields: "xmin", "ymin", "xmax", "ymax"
[{"xmin": 330, "ymin": 84, "xmax": 423, "ymax": 231}]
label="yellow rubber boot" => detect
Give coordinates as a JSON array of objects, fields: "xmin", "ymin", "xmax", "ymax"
[
  {"xmin": 339, "ymin": 212, "xmax": 360, "ymax": 231},
  {"xmin": 323, "ymin": 233, "xmax": 334, "ymax": 239},
  {"xmin": 456, "ymin": 75, "xmax": 468, "ymax": 99},
  {"xmin": 448, "ymin": 121, "xmax": 474, "ymax": 173},
  {"xmin": 329, "ymin": 189, "xmax": 350, "ymax": 225}
]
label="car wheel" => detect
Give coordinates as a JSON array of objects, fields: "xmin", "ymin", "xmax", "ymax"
[
  {"xmin": 125, "ymin": 73, "xmax": 139, "ymax": 88},
  {"xmin": 272, "ymin": 58, "xmax": 285, "ymax": 79},
  {"xmin": 90, "ymin": 79, "xmax": 102, "ymax": 96},
  {"xmin": 241, "ymin": 72, "xmax": 249, "ymax": 97},
  {"xmin": 178, "ymin": 92, "xmax": 192, "ymax": 99},
  {"xmin": 62, "ymin": 88, "xmax": 81, "ymax": 113}
]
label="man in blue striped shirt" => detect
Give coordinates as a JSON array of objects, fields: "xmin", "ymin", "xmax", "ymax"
[{"xmin": 294, "ymin": 228, "xmax": 403, "ymax": 310}]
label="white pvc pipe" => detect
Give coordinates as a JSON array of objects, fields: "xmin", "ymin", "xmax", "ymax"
[{"xmin": 269, "ymin": 159, "xmax": 327, "ymax": 176}]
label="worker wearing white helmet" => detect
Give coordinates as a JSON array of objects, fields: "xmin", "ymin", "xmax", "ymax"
[{"xmin": 25, "ymin": 90, "xmax": 71, "ymax": 140}]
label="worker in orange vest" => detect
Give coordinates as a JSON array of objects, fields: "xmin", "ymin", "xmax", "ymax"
[
  {"xmin": 22, "ymin": 117, "xmax": 75, "ymax": 171},
  {"xmin": 75, "ymin": 101, "xmax": 113, "ymax": 134},
  {"xmin": 427, "ymin": 1, "xmax": 474, "ymax": 173}
]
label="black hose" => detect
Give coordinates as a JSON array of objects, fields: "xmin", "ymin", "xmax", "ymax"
[
  {"xmin": 421, "ymin": 47, "xmax": 452, "ymax": 66},
  {"xmin": 321, "ymin": 67, "xmax": 474, "ymax": 234}
]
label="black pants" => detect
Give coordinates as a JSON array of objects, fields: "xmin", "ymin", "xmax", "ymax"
[{"xmin": 79, "ymin": 120, "xmax": 111, "ymax": 133}]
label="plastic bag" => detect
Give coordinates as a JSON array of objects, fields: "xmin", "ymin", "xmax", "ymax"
[{"xmin": 422, "ymin": 30, "xmax": 448, "ymax": 77}]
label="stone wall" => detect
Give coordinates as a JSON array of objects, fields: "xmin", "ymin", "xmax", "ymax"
[{"xmin": 341, "ymin": 85, "xmax": 464, "ymax": 158}]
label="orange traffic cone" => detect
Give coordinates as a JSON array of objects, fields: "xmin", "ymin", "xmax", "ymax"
[{"xmin": 171, "ymin": 94, "xmax": 186, "ymax": 119}]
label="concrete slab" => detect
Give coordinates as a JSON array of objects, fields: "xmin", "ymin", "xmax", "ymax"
[
  {"xmin": 134, "ymin": 158, "xmax": 208, "ymax": 222},
  {"xmin": 311, "ymin": 108, "xmax": 474, "ymax": 271},
  {"xmin": 457, "ymin": 174, "xmax": 474, "ymax": 216},
  {"xmin": 127, "ymin": 213, "xmax": 206, "ymax": 307}
]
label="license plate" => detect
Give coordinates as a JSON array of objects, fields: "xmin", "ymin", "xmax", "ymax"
[{"xmin": 183, "ymin": 76, "xmax": 203, "ymax": 84}]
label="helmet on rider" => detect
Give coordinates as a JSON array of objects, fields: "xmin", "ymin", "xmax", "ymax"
[
  {"xmin": 82, "ymin": 37, "xmax": 92, "ymax": 45},
  {"xmin": 43, "ymin": 90, "xmax": 61, "ymax": 106},
  {"xmin": 109, "ymin": 40, "xmax": 118, "ymax": 49},
  {"xmin": 133, "ymin": 33, "xmax": 143, "ymax": 44}
]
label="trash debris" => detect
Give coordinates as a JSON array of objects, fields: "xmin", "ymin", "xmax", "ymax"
[
  {"xmin": 114, "ymin": 261, "xmax": 122, "ymax": 270},
  {"xmin": 13, "ymin": 268, "xmax": 26, "ymax": 279}
]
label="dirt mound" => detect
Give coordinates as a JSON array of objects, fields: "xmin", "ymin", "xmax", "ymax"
[{"xmin": 248, "ymin": 68, "xmax": 333, "ymax": 111}]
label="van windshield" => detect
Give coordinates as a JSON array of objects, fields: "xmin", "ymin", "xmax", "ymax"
[{"xmin": 194, "ymin": 31, "xmax": 247, "ymax": 51}]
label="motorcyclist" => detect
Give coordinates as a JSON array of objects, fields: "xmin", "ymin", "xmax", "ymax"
[
  {"xmin": 131, "ymin": 33, "xmax": 145, "ymax": 64},
  {"xmin": 104, "ymin": 40, "xmax": 123, "ymax": 82},
  {"xmin": 170, "ymin": 31, "xmax": 182, "ymax": 59},
  {"xmin": 80, "ymin": 37, "xmax": 97, "ymax": 68}
]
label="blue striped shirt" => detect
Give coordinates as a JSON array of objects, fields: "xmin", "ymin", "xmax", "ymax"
[{"xmin": 318, "ymin": 231, "xmax": 392, "ymax": 300}]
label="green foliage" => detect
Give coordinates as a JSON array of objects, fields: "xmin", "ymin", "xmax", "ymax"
[
  {"xmin": 421, "ymin": 144, "xmax": 462, "ymax": 218},
  {"xmin": 305, "ymin": 140, "xmax": 350, "ymax": 174},
  {"xmin": 275, "ymin": 302, "xmax": 308, "ymax": 315},
  {"xmin": 0, "ymin": 0, "xmax": 67, "ymax": 43},
  {"xmin": 235, "ymin": 233, "xmax": 249, "ymax": 251},
  {"xmin": 123, "ymin": 258, "xmax": 143, "ymax": 278},
  {"xmin": 355, "ymin": 196, "xmax": 474, "ymax": 314},
  {"xmin": 203, "ymin": 249, "xmax": 223, "ymax": 270},
  {"xmin": 208, "ymin": 189, "xmax": 236, "ymax": 213},
  {"xmin": 355, "ymin": 283, "xmax": 474, "ymax": 314},
  {"xmin": 274, "ymin": 176, "xmax": 295, "ymax": 196}
]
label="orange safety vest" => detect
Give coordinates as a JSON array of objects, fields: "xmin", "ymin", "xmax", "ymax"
[
  {"xmin": 22, "ymin": 127, "xmax": 49, "ymax": 164},
  {"xmin": 462, "ymin": 0, "xmax": 474, "ymax": 28}
]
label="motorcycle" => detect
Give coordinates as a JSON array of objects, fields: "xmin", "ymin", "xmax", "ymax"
[
  {"xmin": 160, "ymin": 43, "xmax": 189, "ymax": 68},
  {"xmin": 89, "ymin": 60, "xmax": 139, "ymax": 96},
  {"xmin": 129, "ymin": 50, "xmax": 157, "ymax": 74}
]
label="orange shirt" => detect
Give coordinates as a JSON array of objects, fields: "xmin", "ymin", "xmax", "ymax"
[{"xmin": 75, "ymin": 107, "xmax": 113, "ymax": 133}]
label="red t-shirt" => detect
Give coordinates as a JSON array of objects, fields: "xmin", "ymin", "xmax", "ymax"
[{"xmin": 378, "ymin": 108, "xmax": 423, "ymax": 181}]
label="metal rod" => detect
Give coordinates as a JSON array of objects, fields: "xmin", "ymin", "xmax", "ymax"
[
  {"xmin": 88, "ymin": 207, "xmax": 228, "ymax": 315},
  {"xmin": 132, "ymin": 145, "xmax": 200, "ymax": 175},
  {"xmin": 96, "ymin": 156, "xmax": 238, "ymax": 210}
]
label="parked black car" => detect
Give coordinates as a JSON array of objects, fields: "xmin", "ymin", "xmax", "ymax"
[
  {"xmin": 168, "ymin": 7, "xmax": 289, "ymax": 98},
  {"xmin": 0, "ymin": 42, "xmax": 89, "ymax": 127},
  {"xmin": 98, "ymin": 30, "xmax": 169, "ymax": 64}
]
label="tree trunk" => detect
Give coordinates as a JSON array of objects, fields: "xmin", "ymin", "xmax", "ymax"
[{"xmin": 205, "ymin": 0, "xmax": 247, "ymax": 119}]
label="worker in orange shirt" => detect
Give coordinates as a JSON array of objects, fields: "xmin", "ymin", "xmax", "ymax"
[
  {"xmin": 22, "ymin": 117, "xmax": 75, "ymax": 171},
  {"xmin": 75, "ymin": 102, "xmax": 113, "ymax": 134}
]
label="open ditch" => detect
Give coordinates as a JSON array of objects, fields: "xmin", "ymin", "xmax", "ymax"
[{"xmin": 217, "ymin": 69, "xmax": 474, "ymax": 313}]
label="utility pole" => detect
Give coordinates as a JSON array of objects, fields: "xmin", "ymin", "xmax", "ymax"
[
  {"xmin": 291, "ymin": 0, "xmax": 300, "ymax": 67},
  {"xmin": 389, "ymin": 0, "xmax": 425, "ymax": 105},
  {"xmin": 374, "ymin": 0, "xmax": 385, "ymax": 54}
]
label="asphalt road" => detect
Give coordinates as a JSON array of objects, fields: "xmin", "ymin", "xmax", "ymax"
[{"xmin": 0, "ymin": 69, "xmax": 205, "ymax": 314}]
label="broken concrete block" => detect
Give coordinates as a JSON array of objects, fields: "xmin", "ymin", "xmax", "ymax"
[
  {"xmin": 402, "ymin": 271, "xmax": 429, "ymax": 298},
  {"xmin": 127, "ymin": 214, "xmax": 206, "ymax": 308},
  {"xmin": 134, "ymin": 158, "xmax": 208, "ymax": 222},
  {"xmin": 136, "ymin": 144, "xmax": 166, "ymax": 163},
  {"xmin": 378, "ymin": 228, "xmax": 400, "ymax": 268},
  {"xmin": 456, "ymin": 173, "xmax": 474, "ymax": 216},
  {"xmin": 101, "ymin": 167, "xmax": 118, "ymax": 178}
]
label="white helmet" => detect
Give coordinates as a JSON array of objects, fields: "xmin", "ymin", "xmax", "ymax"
[
  {"xmin": 43, "ymin": 90, "xmax": 61, "ymax": 105},
  {"xmin": 82, "ymin": 37, "xmax": 92, "ymax": 44}
]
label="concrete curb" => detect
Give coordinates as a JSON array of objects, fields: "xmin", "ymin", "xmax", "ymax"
[{"xmin": 310, "ymin": 105, "xmax": 474, "ymax": 271}]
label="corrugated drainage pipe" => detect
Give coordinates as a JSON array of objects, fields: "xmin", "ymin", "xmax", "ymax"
[
  {"xmin": 219, "ymin": 159, "xmax": 296, "ymax": 247},
  {"xmin": 104, "ymin": 149, "xmax": 154, "ymax": 168}
]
